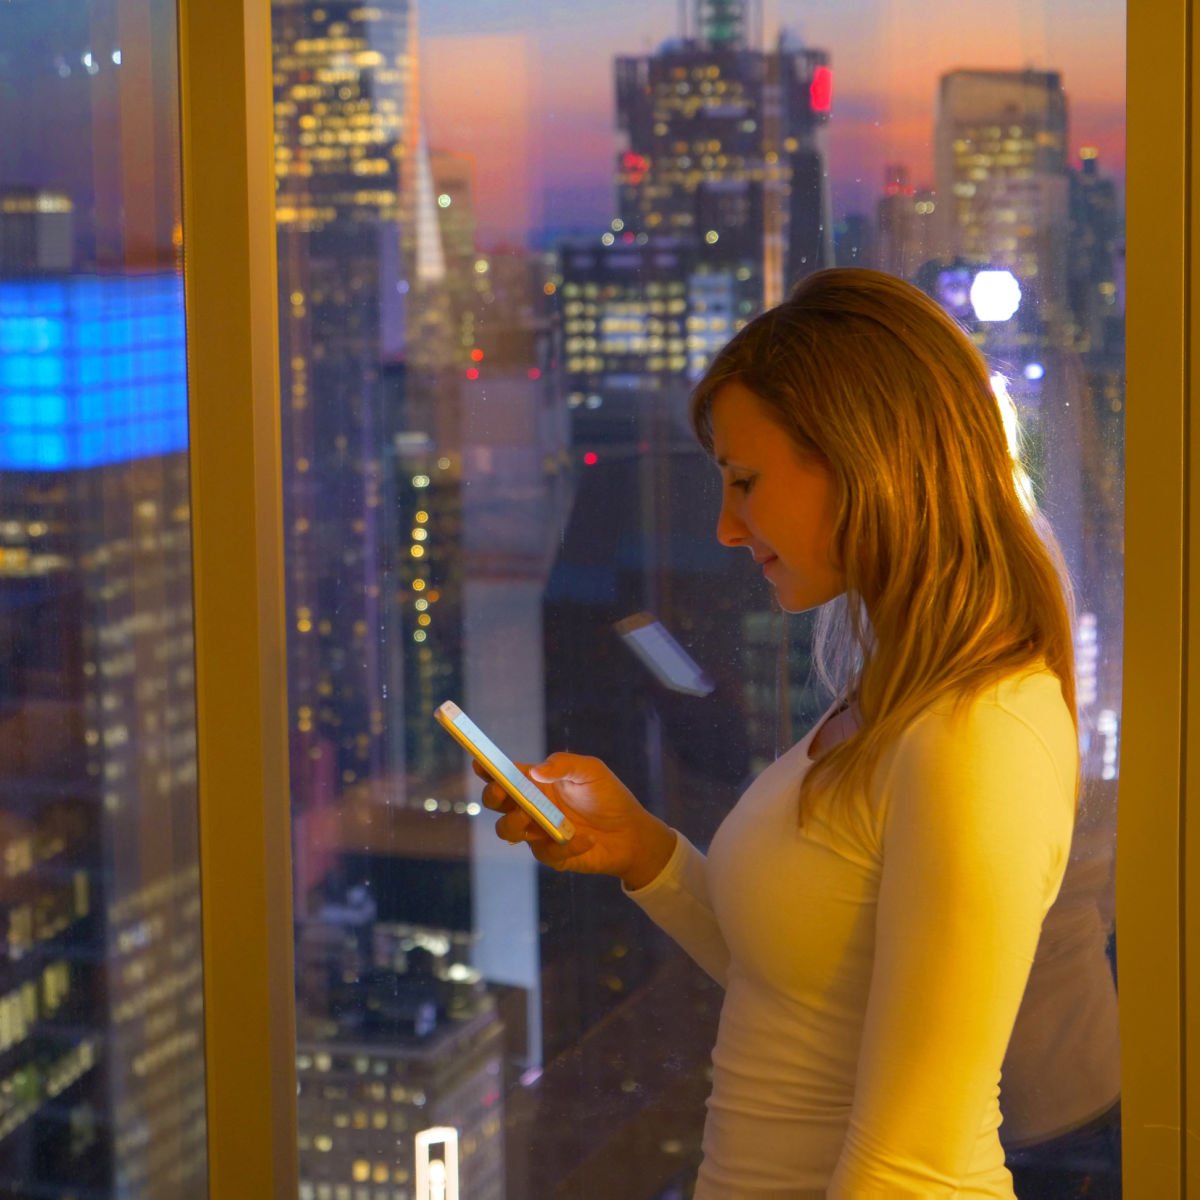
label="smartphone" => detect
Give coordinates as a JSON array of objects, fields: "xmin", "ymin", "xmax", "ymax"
[
  {"xmin": 614, "ymin": 612, "xmax": 715, "ymax": 697},
  {"xmin": 434, "ymin": 701, "xmax": 575, "ymax": 845}
]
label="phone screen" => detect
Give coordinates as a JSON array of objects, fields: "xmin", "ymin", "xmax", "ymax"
[
  {"xmin": 615, "ymin": 612, "xmax": 714, "ymax": 697},
  {"xmin": 435, "ymin": 702, "xmax": 571, "ymax": 840}
]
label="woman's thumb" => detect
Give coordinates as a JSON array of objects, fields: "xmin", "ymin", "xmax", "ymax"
[{"xmin": 530, "ymin": 751, "xmax": 594, "ymax": 784}]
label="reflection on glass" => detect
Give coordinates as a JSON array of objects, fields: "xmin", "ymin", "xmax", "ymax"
[
  {"xmin": 0, "ymin": 0, "xmax": 206, "ymax": 1196},
  {"xmin": 278, "ymin": 1, "xmax": 1124, "ymax": 1196}
]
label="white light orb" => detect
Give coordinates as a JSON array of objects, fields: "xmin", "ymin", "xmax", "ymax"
[{"xmin": 970, "ymin": 270, "xmax": 1022, "ymax": 322}]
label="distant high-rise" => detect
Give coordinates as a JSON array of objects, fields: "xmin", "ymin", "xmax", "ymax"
[
  {"xmin": 875, "ymin": 164, "xmax": 937, "ymax": 282},
  {"xmin": 615, "ymin": 1, "xmax": 833, "ymax": 312},
  {"xmin": 430, "ymin": 150, "xmax": 480, "ymax": 366},
  {"xmin": 1068, "ymin": 147, "xmax": 1123, "ymax": 356},
  {"xmin": 934, "ymin": 69, "xmax": 1070, "ymax": 313}
]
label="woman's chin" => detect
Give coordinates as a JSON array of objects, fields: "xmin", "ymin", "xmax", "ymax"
[{"xmin": 774, "ymin": 581, "xmax": 846, "ymax": 615}]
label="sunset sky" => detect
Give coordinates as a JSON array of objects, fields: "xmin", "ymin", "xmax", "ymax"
[{"xmin": 420, "ymin": 0, "xmax": 1126, "ymax": 245}]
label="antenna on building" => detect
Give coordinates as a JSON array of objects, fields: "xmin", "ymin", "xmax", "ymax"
[{"xmin": 696, "ymin": 0, "xmax": 749, "ymax": 48}]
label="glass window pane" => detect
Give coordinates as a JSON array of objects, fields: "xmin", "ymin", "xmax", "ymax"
[
  {"xmin": 0, "ymin": 2, "xmax": 206, "ymax": 1196},
  {"xmin": 277, "ymin": 2, "xmax": 1124, "ymax": 1196}
]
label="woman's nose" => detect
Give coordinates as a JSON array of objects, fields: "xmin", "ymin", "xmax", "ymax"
[{"xmin": 716, "ymin": 494, "xmax": 746, "ymax": 547}]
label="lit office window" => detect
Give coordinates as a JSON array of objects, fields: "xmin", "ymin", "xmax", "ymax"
[
  {"xmin": 275, "ymin": 2, "xmax": 1124, "ymax": 1196},
  {"xmin": 0, "ymin": 1, "xmax": 206, "ymax": 1196}
]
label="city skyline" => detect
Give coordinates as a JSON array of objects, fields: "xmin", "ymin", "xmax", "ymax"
[
  {"xmin": 0, "ymin": 1, "xmax": 1127, "ymax": 250},
  {"xmin": 421, "ymin": 0, "xmax": 1126, "ymax": 242}
]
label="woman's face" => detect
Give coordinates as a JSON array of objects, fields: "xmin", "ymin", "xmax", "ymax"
[{"xmin": 709, "ymin": 380, "xmax": 846, "ymax": 614}]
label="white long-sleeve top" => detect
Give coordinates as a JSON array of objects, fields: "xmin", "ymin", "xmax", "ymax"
[{"xmin": 627, "ymin": 666, "xmax": 1077, "ymax": 1198}]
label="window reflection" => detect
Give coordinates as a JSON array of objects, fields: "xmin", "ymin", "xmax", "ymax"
[{"xmin": 278, "ymin": 2, "xmax": 1124, "ymax": 1197}]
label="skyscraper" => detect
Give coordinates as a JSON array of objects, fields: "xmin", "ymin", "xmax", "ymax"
[
  {"xmin": 615, "ymin": 1, "xmax": 833, "ymax": 312},
  {"xmin": 0, "ymin": 272, "xmax": 206, "ymax": 1197},
  {"xmin": 295, "ymin": 883, "xmax": 506, "ymax": 1200},
  {"xmin": 272, "ymin": 0, "xmax": 426, "ymax": 834},
  {"xmin": 934, "ymin": 69, "xmax": 1070, "ymax": 315}
]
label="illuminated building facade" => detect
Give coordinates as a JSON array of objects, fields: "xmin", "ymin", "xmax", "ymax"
[
  {"xmin": 295, "ymin": 886, "xmax": 505, "ymax": 1200},
  {"xmin": 615, "ymin": 0, "xmax": 833, "ymax": 313},
  {"xmin": 558, "ymin": 236, "xmax": 696, "ymax": 450},
  {"xmin": 934, "ymin": 69, "xmax": 1071, "ymax": 315},
  {"xmin": 0, "ymin": 273, "xmax": 205, "ymax": 1196},
  {"xmin": 272, "ymin": 0, "xmax": 422, "ymax": 820},
  {"xmin": 377, "ymin": 424, "xmax": 464, "ymax": 792}
]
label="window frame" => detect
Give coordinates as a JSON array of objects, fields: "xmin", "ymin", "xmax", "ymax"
[
  {"xmin": 1120, "ymin": 1, "xmax": 1195, "ymax": 1194},
  {"xmin": 176, "ymin": 1, "xmax": 1195, "ymax": 1195},
  {"xmin": 178, "ymin": 0, "xmax": 299, "ymax": 1193}
]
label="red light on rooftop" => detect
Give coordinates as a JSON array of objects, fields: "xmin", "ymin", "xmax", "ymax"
[
  {"xmin": 810, "ymin": 66, "xmax": 833, "ymax": 114},
  {"xmin": 465, "ymin": 367, "xmax": 480, "ymax": 381},
  {"xmin": 527, "ymin": 367, "xmax": 541, "ymax": 380},
  {"xmin": 583, "ymin": 452, "xmax": 599, "ymax": 466},
  {"xmin": 470, "ymin": 348, "xmax": 484, "ymax": 362}
]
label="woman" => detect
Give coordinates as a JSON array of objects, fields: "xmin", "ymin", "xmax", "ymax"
[{"xmin": 480, "ymin": 268, "xmax": 1079, "ymax": 1197}]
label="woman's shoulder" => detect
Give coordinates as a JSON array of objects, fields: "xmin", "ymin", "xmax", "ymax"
[
  {"xmin": 884, "ymin": 663, "xmax": 1077, "ymax": 815},
  {"xmin": 911, "ymin": 662, "xmax": 1072, "ymax": 743}
]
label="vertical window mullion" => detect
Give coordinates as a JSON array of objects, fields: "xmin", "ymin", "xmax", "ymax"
[{"xmin": 178, "ymin": 1, "xmax": 299, "ymax": 1195}]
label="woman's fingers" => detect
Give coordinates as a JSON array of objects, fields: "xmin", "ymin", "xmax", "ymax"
[
  {"xmin": 495, "ymin": 810, "xmax": 538, "ymax": 844},
  {"xmin": 474, "ymin": 757, "xmax": 546, "ymax": 816},
  {"xmin": 479, "ymin": 780, "xmax": 514, "ymax": 813},
  {"xmin": 530, "ymin": 831, "xmax": 595, "ymax": 870},
  {"xmin": 474, "ymin": 757, "xmax": 519, "ymax": 813}
]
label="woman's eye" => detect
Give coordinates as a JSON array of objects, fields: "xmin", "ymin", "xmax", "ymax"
[{"xmin": 730, "ymin": 476, "xmax": 754, "ymax": 493}]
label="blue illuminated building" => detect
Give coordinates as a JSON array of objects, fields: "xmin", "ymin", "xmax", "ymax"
[
  {"xmin": 0, "ymin": 268, "xmax": 206, "ymax": 1195},
  {"xmin": 0, "ymin": 273, "xmax": 187, "ymax": 471}
]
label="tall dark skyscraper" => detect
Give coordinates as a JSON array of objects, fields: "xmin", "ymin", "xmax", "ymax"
[{"xmin": 615, "ymin": 0, "xmax": 833, "ymax": 312}]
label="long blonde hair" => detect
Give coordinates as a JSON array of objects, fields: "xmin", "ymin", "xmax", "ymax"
[{"xmin": 690, "ymin": 268, "xmax": 1078, "ymax": 814}]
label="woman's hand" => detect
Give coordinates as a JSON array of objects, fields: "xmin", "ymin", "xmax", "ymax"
[{"xmin": 475, "ymin": 752, "xmax": 677, "ymax": 889}]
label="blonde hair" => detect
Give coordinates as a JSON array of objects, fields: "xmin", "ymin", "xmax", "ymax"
[{"xmin": 691, "ymin": 268, "xmax": 1078, "ymax": 815}]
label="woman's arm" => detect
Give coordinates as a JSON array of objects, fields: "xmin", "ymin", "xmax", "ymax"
[
  {"xmin": 477, "ymin": 751, "xmax": 730, "ymax": 985},
  {"xmin": 828, "ymin": 697, "xmax": 1075, "ymax": 1196},
  {"xmin": 624, "ymin": 831, "xmax": 731, "ymax": 986}
]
